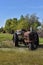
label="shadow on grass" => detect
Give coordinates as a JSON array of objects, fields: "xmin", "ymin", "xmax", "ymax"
[
  {"xmin": 16, "ymin": 44, "xmax": 28, "ymax": 48},
  {"xmin": 17, "ymin": 44, "xmax": 43, "ymax": 48}
]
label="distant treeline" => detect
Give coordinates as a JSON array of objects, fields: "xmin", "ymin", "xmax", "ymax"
[{"xmin": 0, "ymin": 14, "xmax": 41, "ymax": 33}]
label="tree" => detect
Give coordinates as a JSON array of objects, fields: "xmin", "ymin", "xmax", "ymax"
[
  {"xmin": 5, "ymin": 14, "xmax": 41, "ymax": 33},
  {"xmin": 5, "ymin": 18, "xmax": 17, "ymax": 33},
  {"xmin": 29, "ymin": 14, "xmax": 41, "ymax": 30},
  {"xmin": 0, "ymin": 27, "xmax": 3, "ymax": 32},
  {"xmin": 17, "ymin": 20, "xmax": 29, "ymax": 30},
  {"xmin": 17, "ymin": 15, "xmax": 29, "ymax": 30}
]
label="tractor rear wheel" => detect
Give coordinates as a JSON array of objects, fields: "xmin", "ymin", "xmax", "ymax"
[{"xmin": 29, "ymin": 31, "xmax": 39, "ymax": 50}]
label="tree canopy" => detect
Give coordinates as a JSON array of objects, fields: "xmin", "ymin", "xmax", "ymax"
[{"xmin": 0, "ymin": 14, "xmax": 41, "ymax": 33}]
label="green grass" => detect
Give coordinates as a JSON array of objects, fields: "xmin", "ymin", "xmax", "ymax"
[
  {"xmin": 0, "ymin": 33, "xmax": 13, "ymax": 42},
  {"xmin": 0, "ymin": 41, "xmax": 14, "ymax": 48},
  {"xmin": 0, "ymin": 33, "xmax": 43, "ymax": 48},
  {"xmin": 0, "ymin": 33, "xmax": 43, "ymax": 43},
  {"xmin": 39, "ymin": 38, "xmax": 43, "ymax": 43},
  {"xmin": 0, "ymin": 48, "xmax": 43, "ymax": 65},
  {"xmin": 0, "ymin": 33, "xmax": 14, "ymax": 48},
  {"xmin": 0, "ymin": 33, "xmax": 43, "ymax": 65}
]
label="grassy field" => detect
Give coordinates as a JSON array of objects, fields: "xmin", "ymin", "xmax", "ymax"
[
  {"xmin": 39, "ymin": 38, "xmax": 43, "ymax": 43},
  {"xmin": 0, "ymin": 33, "xmax": 43, "ymax": 43},
  {"xmin": 0, "ymin": 33, "xmax": 43, "ymax": 48},
  {"xmin": 0, "ymin": 33, "xmax": 43, "ymax": 65},
  {"xmin": 0, "ymin": 33, "xmax": 13, "ymax": 42},
  {"xmin": 0, "ymin": 48, "xmax": 43, "ymax": 65}
]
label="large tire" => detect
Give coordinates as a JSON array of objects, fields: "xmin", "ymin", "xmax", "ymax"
[
  {"xmin": 13, "ymin": 33, "xmax": 18, "ymax": 47},
  {"xmin": 33, "ymin": 31, "xmax": 39, "ymax": 48},
  {"xmin": 29, "ymin": 31, "xmax": 39, "ymax": 50}
]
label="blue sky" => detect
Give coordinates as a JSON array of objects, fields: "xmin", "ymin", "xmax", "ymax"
[{"xmin": 0, "ymin": 0, "xmax": 43, "ymax": 27}]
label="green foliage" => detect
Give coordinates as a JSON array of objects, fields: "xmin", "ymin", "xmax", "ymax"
[
  {"xmin": 29, "ymin": 14, "xmax": 41, "ymax": 30},
  {"xmin": 0, "ymin": 27, "xmax": 4, "ymax": 32},
  {"xmin": 5, "ymin": 14, "xmax": 41, "ymax": 33},
  {"xmin": 18, "ymin": 15, "xmax": 30, "ymax": 30},
  {"xmin": 17, "ymin": 21, "xmax": 29, "ymax": 30},
  {"xmin": 5, "ymin": 18, "xmax": 18, "ymax": 33}
]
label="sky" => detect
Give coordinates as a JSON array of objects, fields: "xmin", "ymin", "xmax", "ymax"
[{"xmin": 0, "ymin": 0, "xmax": 43, "ymax": 28}]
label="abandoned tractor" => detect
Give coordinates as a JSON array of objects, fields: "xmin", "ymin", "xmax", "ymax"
[{"xmin": 13, "ymin": 29, "xmax": 39, "ymax": 50}]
